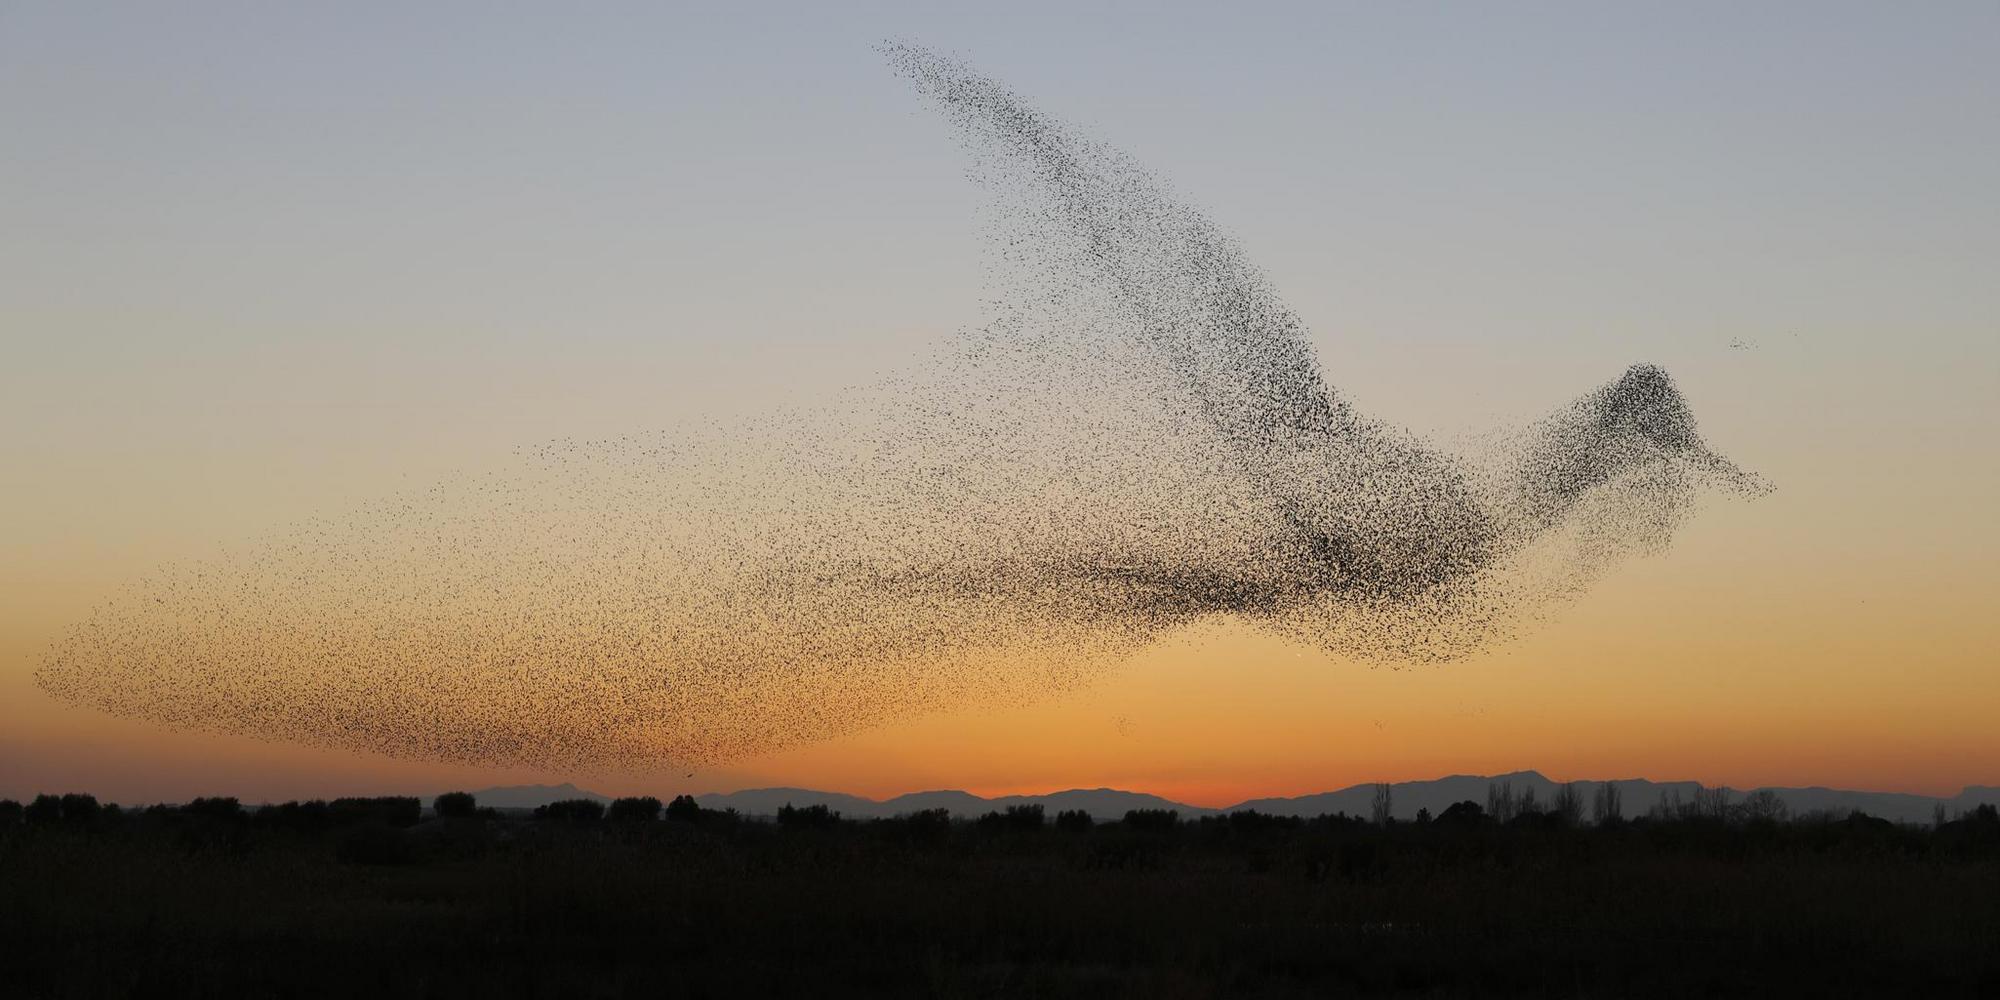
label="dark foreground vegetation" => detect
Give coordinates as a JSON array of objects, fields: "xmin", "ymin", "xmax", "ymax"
[{"xmin": 4, "ymin": 791, "xmax": 1998, "ymax": 998}]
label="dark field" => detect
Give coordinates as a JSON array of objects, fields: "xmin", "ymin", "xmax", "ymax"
[{"xmin": 5, "ymin": 795, "xmax": 1998, "ymax": 998}]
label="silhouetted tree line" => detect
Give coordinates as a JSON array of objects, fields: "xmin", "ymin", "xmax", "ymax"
[
  {"xmin": 15, "ymin": 784, "xmax": 2000, "ymax": 996},
  {"xmin": 8, "ymin": 788, "xmax": 1999, "ymax": 997},
  {"xmin": 776, "ymin": 802, "xmax": 840, "ymax": 830},
  {"xmin": 5, "ymin": 787, "xmax": 1997, "ymax": 866},
  {"xmin": 976, "ymin": 804, "xmax": 1045, "ymax": 832},
  {"xmin": 0, "ymin": 793, "xmax": 429, "ymax": 832}
]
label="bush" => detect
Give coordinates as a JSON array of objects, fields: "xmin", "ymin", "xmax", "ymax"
[
  {"xmin": 609, "ymin": 796, "xmax": 662, "ymax": 823},
  {"xmin": 433, "ymin": 791, "xmax": 478, "ymax": 819}
]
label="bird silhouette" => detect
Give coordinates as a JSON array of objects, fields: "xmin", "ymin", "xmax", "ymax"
[{"xmin": 37, "ymin": 45, "xmax": 1764, "ymax": 772}]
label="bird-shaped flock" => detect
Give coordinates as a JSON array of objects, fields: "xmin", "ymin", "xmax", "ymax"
[{"xmin": 38, "ymin": 45, "xmax": 1765, "ymax": 771}]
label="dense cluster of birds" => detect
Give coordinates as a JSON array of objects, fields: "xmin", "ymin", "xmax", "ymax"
[{"xmin": 38, "ymin": 45, "xmax": 1764, "ymax": 771}]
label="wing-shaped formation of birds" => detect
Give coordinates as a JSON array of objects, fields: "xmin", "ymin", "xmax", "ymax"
[{"xmin": 37, "ymin": 45, "xmax": 1765, "ymax": 771}]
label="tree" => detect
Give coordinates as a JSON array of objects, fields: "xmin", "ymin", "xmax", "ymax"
[
  {"xmin": 1694, "ymin": 786, "xmax": 1731, "ymax": 821},
  {"xmin": 1738, "ymin": 789, "xmax": 1787, "ymax": 824},
  {"xmin": 1122, "ymin": 809, "xmax": 1178, "ymax": 832},
  {"xmin": 1436, "ymin": 801, "xmax": 1485, "ymax": 828},
  {"xmin": 433, "ymin": 792, "xmax": 478, "ymax": 819},
  {"xmin": 185, "ymin": 797, "xmax": 245, "ymax": 822},
  {"xmin": 608, "ymin": 796, "xmax": 662, "ymax": 823},
  {"xmin": 535, "ymin": 799, "xmax": 606, "ymax": 823},
  {"xmin": 1371, "ymin": 784, "xmax": 1394, "ymax": 826},
  {"xmin": 25, "ymin": 794, "xmax": 63, "ymax": 825},
  {"xmin": 254, "ymin": 800, "xmax": 331, "ymax": 833},
  {"xmin": 886, "ymin": 808, "xmax": 953, "ymax": 843},
  {"xmin": 1486, "ymin": 782, "xmax": 1516, "ymax": 824},
  {"xmin": 1055, "ymin": 809, "xmax": 1093, "ymax": 833},
  {"xmin": 776, "ymin": 803, "xmax": 838, "ymax": 830},
  {"xmin": 59, "ymin": 793, "xmax": 102, "ymax": 824},
  {"xmin": 665, "ymin": 794, "xmax": 703, "ymax": 823},
  {"xmin": 977, "ymin": 804, "xmax": 1043, "ymax": 832},
  {"xmin": 1652, "ymin": 788, "xmax": 1684, "ymax": 821},
  {"xmin": 1553, "ymin": 783, "xmax": 1584, "ymax": 827},
  {"xmin": 1592, "ymin": 782, "xmax": 1624, "ymax": 825}
]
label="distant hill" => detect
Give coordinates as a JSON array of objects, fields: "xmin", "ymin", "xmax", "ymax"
[
  {"xmin": 689, "ymin": 787, "xmax": 891, "ymax": 819},
  {"xmin": 465, "ymin": 774, "xmax": 2000, "ymax": 825},
  {"xmin": 697, "ymin": 786, "xmax": 1211, "ymax": 821},
  {"xmin": 1232, "ymin": 771, "xmax": 2000, "ymax": 825},
  {"xmin": 465, "ymin": 783, "xmax": 611, "ymax": 810}
]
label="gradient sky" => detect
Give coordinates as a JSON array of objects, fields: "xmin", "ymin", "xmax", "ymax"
[{"xmin": 4, "ymin": 2, "xmax": 1996, "ymax": 805}]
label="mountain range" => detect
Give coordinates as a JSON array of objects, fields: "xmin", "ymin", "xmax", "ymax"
[{"xmin": 466, "ymin": 772, "xmax": 2000, "ymax": 826}]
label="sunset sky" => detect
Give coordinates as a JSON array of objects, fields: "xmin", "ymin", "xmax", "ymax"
[{"xmin": 4, "ymin": 3, "xmax": 1995, "ymax": 806}]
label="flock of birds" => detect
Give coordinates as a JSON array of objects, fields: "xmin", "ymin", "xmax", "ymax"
[{"xmin": 37, "ymin": 45, "xmax": 1764, "ymax": 771}]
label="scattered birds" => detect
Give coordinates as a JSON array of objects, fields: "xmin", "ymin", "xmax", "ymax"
[{"xmin": 36, "ymin": 44, "xmax": 1766, "ymax": 773}]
